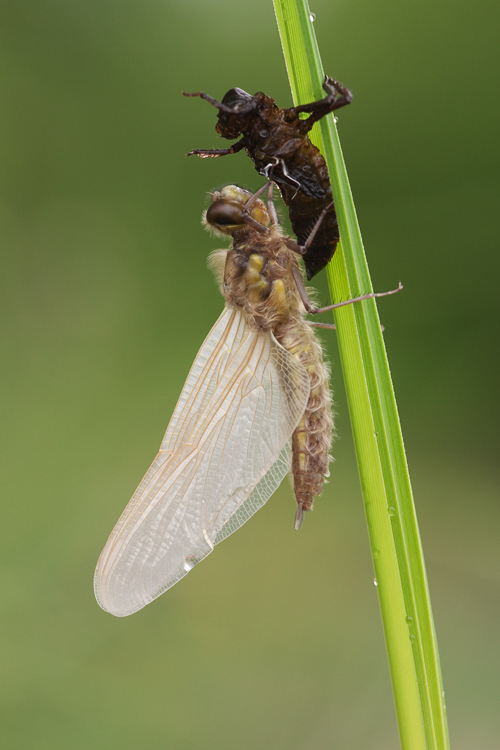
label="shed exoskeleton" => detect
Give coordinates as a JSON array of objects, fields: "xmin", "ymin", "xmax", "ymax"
[{"xmin": 184, "ymin": 77, "xmax": 353, "ymax": 279}]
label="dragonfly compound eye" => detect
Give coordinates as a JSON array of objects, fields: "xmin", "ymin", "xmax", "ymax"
[{"xmin": 206, "ymin": 199, "xmax": 245, "ymax": 234}]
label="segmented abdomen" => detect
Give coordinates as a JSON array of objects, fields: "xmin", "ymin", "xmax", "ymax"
[{"xmin": 276, "ymin": 320, "xmax": 333, "ymax": 521}]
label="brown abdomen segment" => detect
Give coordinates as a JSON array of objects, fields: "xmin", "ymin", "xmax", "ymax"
[{"xmin": 278, "ymin": 322, "xmax": 333, "ymax": 528}]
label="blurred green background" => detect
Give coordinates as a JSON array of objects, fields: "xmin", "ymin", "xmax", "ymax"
[{"xmin": 1, "ymin": 0, "xmax": 499, "ymax": 747}]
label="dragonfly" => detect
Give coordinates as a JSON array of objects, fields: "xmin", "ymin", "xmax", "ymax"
[
  {"xmin": 184, "ymin": 76, "xmax": 352, "ymax": 280},
  {"xmin": 94, "ymin": 183, "xmax": 401, "ymax": 617}
]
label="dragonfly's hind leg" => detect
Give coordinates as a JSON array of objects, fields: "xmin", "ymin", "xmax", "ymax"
[{"xmin": 293, "ymin": 264, "xmax": 403, "ymax": 317}]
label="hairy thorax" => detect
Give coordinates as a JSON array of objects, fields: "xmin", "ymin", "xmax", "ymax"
[{"xmin": 223, "ymin": 224, "xmax": 302, "ymax": 332}]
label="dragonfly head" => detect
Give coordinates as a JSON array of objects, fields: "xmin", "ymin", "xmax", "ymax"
[{"xmin": 204, "ymin": 185, "xmax": 269, "ymax": 236}]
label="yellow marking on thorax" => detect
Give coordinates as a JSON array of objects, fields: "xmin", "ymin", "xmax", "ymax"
[
  {"xmin": 268, "ymin": 279, "xmax": 288, "ymax": 321},
  {"xmin": 244, "ymin": 254, "xmax": 268, "ymax": 302}
]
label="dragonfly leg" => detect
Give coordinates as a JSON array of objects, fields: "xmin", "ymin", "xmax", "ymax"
[
  {"xmin": 241, "ymin": 181, "xmax": 275, "ymax": 233},
  {"xmin": 264, "ymin": 182, "xmax": 279, "ymax": 226},
  {"xmin": 292, "ymin": 266, "xmax": 403, "ymax": 316},
  {"xmin": 285, "ymin": 202, "xmax": 334, "ymax": 258},
  {"xmin": 307, "ymin": 321, "xmax": 337, "ymax": 330}
]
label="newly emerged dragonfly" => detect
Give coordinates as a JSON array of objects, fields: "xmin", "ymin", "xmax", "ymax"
[
  {"xmin": 184, "ymin": 76, "xmax": 352, "ymax": 280},
  {"xmin": 94, "ymin": 184, "xmax": 401, "ymax": 617}
]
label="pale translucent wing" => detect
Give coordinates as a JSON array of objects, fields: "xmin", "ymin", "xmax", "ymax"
[
  {"xmin": 94, "ymin": 308, "xmax": 310, "ymax": 617},
  {"xmin": 214, "ymin": 441, "xmax": 292, "ymax": 544}
]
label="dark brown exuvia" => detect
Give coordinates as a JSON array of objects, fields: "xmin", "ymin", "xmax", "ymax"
[{"xmin": 184, "ymin": 76, "xmax": 352, "ymax": 280}]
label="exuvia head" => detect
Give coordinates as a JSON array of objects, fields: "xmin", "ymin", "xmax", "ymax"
[
  {"xmin": 220, "ymin": 88, "xmax": 255, "ymax": 109},
  {"xmin": 215, "ymin": 89, "xmax": 268, "ymax": 139},
  {"xmin": 204, "ymin": 185, "xmax": 269, "ymax": 237}
]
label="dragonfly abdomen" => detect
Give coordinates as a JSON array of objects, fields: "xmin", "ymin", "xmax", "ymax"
[{"xmin": 276, "ymin": 319, "xmax": 333, "ymax": 523}]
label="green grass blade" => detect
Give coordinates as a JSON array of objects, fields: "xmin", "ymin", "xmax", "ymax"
[{"xmin": 272, "ymin": 2, "xmax": 450, "ymax": 748}]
